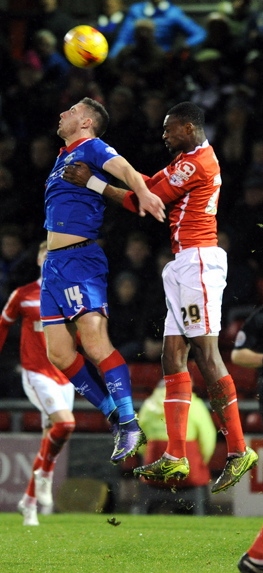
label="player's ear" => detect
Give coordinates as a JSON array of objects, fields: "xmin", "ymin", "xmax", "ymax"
[
  {"xmin": 185, "ymin": 122, "xmax": 194, "ymax": 134},
  {"xmin": 82, "ymin": 117, "xmax": 92, "ymax": 129}
]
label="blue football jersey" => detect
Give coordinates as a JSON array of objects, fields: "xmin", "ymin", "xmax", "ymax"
[{"xmin": 44, "ymin": 137, "xmax": 120, "ymax": 238}]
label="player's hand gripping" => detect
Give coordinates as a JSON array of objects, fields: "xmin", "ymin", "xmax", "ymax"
[{"xmin": 63, "ymin": 161, "xmax": 90, "ymax": 187}]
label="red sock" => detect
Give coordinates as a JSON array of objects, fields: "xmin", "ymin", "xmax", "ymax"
[
  {"xmin": 248, "ymin": 528, "xmax": 263, "ymax": 560},
  {"xmin": 208, "ymin": 375, "xmax": 245, "ymax": 454},
  {"xmin": 41, "ymin": 422, "xmax": 75, "ymax": 473},
  {"xmin": 62, "ymin": 352, "xmax": 85, "ymax": 378},
  {"xmin": 164, "ymin": 372, "xmax": 192, "ymax": 459},
  {"xmin": 98, "ymin": 349, "xmax": 126, "ymax": 372},
  {"xmin": 26, "ymin": 437, "xmax": 47, "ymax": 497}
]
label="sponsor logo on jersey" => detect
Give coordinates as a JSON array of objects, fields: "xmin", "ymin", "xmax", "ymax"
[
  {"xmin": 105, "ymin": 146, "xmax": 118, "ymax": 155},
  {"xmin": 169, "ymin": 161, "xmax": 196, "ymax": 187},
  {"xmin": 49, "ymin": 166, "xmax": 64, "ymax": 180}
]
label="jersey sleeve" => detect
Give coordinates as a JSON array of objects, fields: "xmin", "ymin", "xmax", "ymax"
[
  {"xmin": 1, "ymin": 289, "xmax": 21, "ymax": 324},
  {"xmin": 146, "ymin": 174, "xmax": 185, "ymax": 202},
  {"xmin": 86, "ymin": 139, "xmax": 120, "ymax": 171},
  {"xmin": 146, "ymin": 168, "xmax": 167, "ymax": 188},
  {"xmin": 121, "ymin": 174, "xmax": 178, "ymax": 212},
  {"xmin": 0, "ymin": 289, "xmax": 21, "ymax": 350},
  {"xmin": 121, "ymin": 165, "xmax": 174, "ymax": 212},
  {"xmin": 122, "ymin": 191, "xmax": 139, "ymax": 213}
]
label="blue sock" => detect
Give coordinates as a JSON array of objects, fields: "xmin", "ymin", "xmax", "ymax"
[
  {"xmin": 70, "ymin": 360, "xmax": 117, "ymax": 418},
  {"xmin": 103, "ymin": 363, "xmax": 137, "ymax": 425}
]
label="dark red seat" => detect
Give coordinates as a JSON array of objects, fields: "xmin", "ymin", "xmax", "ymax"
[
  {"xmin": 129, "ymin": 362, "xmax": 163, "ymax": 400},
  {"xmin": 243, "ymin": 411, "xmax": 263, "ymax": 433},
  {"xmin": 74, "ymin": 410, "xmax": 110, "ymax": 432},
  {"xmin": 0, "ymin": 411, "xmax": 12, "ymax": 431},
  {"xmin": 22, "ymin": 411, "xmax": 42, "ymax": 432}
]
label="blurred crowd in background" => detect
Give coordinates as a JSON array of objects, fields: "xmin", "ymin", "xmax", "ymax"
[{"xmin": 1, "ymin": 0, "xmax": 263, "ymax": 397}]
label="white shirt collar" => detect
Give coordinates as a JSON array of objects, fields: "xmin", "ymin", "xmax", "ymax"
[{"xmin": 186, "ymin": 139, "xmax": 209, "ymax": 155}]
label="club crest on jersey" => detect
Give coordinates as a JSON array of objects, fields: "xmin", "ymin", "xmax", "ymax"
[
  {"xmin": 65, "ymin": 153, "xmax": 75, "ymax": 164},
  {"xmin": 169, "ymin": 161, "xmax": 196, "ymax": 187}
]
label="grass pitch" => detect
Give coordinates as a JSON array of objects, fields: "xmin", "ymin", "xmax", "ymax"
[{"xmin": 0, "ymin": 513, "xmax": 261, "ymax": 573}]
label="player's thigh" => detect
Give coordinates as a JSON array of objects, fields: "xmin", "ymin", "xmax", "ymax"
[
  {"xmin": 162, "ymin": 260, "xmax": 185, "ymax": 336},
  {"xmin": 43, "ymin": 322, "xmax": 76, "ymax": 366},
  {"xmin": 76, "ymin": 311, "xmax": 114, "ymax": 362},
  {"xmin": 200, "ymin": 246, "xmax": 227, "ymax": 333}
]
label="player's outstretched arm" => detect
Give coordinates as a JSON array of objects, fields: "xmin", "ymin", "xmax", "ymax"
[
  {"xmin": 62, "ymin": 160, "xmax": 165, "ymax": 222},
  {"xmin": 104, "ymin": 155, "xmax": 165, "ymax": 222}
]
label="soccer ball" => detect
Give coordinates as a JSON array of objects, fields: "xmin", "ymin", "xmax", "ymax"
[{"xmin": 63, "ymin": 25, "xmax": 109, "ymax": 69}]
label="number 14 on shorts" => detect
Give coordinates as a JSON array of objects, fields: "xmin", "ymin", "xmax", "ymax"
[{"xmin": 64, "ymin": 286, "xmax": 84, "ymax": 307}]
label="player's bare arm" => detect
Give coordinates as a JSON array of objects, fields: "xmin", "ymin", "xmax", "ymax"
[
  {"xmin": 63, "ymin": 159, "xmax": 165, "ymax": 222},
  {"xmin": 63, "ymin": 161, "xmax": 128, "ymax": 203},
  {"xmin": 104, "ymin": 155, "xmax": 165, "ymax": 221}
]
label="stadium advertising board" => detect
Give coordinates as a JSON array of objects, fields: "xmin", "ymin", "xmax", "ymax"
[{"xmin": 0, "ymin": 434, "xmax": 68, "ymax": 511}]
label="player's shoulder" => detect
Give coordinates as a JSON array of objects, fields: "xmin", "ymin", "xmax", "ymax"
[
  {"xmin": 87, "ymin": 138, "xmax": 119, "ymax": 156},
  {"xmin": 194, "ymin": 143, "xmax": 220, "ymax": 174},
  {"xmin": 195, "ymin": 142, "xmax": 216, "ymax": 160}
]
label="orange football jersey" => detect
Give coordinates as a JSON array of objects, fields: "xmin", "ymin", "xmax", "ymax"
[{"xmin": 146, "ymin": 141, "xmax": 221, "ymax": 253}]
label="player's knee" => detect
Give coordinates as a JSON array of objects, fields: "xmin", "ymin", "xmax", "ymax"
[
  {"xmin": 47, "ymin": 349, "xmax": 75, "ymax": 371},
  {"xmin": 51, "ymin": 420, "xmax": 76, "ymax": 441},
  {"xmin": 46, "ymin": 348, "xmax": 61, "ymax": 369},
  {"xmin": 162, "ymin": 352, "xmax": 182, "ymax": 372}
]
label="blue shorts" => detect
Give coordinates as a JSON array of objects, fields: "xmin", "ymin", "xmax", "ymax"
[{"xmin": 41, "ymin": 242, "xmax": 109, "ymax": 326}]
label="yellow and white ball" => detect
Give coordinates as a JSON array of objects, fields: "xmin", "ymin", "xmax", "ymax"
[{"xmin": 64, "ymin": 25, "xmax": 108, "ymax": 69}]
